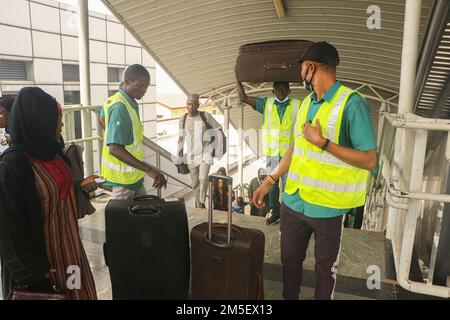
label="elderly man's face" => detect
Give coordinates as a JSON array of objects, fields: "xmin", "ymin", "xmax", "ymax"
[
  {"xmin": 0, "ymin": 106, "xmax": 8, "ymax": 128},
  {"xmin": 187, "ymin": 97, "xmax": 199, "ymax": 115}
]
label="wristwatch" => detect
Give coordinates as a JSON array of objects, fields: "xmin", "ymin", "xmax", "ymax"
[{"xmin": 320, "ymin": 138, "xmax": 330, "ymax": 151}]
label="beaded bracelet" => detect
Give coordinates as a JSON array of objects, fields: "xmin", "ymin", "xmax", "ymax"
[{"xmin": 267, "ymin": 175, "xmax": 276, "ymax": 185}]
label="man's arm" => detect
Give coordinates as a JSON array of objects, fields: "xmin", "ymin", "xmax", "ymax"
[
  {"xmin": 303, "ymin": 119, "xmax": 377, "ymax": 170},
  {"xmin": 109, "ymin": 144, "xmax": 167, "ymax": 189},
  {"xmin": 177, "ymin": 116, "xmax": 185, "ymax": 157},
  {"xmin": 236, "ymin": 81, "xmax": 256, "ymax": 107},
  {"xmin": 253, "ymin": 144, "xmax": 294, "ymax": 208}
]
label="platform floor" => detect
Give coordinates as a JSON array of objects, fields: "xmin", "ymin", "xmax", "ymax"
[
  {"xmin": 75, "ymin": 194, "xmax": 395, "ymax": 300},
  {"xmin": 2, "ymin": 194, "xmax": 419, "ymax": 300}
]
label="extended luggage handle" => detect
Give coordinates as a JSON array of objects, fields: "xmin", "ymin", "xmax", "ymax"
[{"xmin": 207, "ymin": 174, "xmax": 233, "ymax": 248}]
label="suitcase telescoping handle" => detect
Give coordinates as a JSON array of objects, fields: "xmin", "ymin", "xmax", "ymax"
[{"xmin": 207, "ymin": 174, "xmax": 233, "ymax": 248}]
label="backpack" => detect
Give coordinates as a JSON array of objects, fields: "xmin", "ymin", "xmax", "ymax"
[{"xmin": 182, "ymin": 111, "xmax": 226, "ymax": 159}]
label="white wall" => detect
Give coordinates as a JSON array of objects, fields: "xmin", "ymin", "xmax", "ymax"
[
  {"xmin": 0, "ymin": 0, "xmax": 30, "ymax": 28},
  {"xmin": 0, "ymin": 0, "xmax": 158, "ymax": 176}
]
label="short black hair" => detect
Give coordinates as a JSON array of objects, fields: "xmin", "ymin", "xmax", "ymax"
[
  {"xmin": 124, "ymin": 64, "xmax": 150, "ymax": 82},
  {"xmin": 0, "ymin": 96, "xmax": 14, "ymax": 113},
  {"xmin": 273, "ymin": 81, "xmax": 290, "ymax": 91}
]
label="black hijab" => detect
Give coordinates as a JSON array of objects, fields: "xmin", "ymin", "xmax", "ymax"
[{"xmin": 8, "ymin": 87, "xmax": 63, "ymax": 161}]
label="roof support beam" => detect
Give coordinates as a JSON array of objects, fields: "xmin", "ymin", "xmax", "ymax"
[
  {"xmin": 273, "ymin": 0, "xmax": 286, "ymax": 18},
  {"xmin": 414, "ymin": 0, "xmax": 450, "ymax": 112}
]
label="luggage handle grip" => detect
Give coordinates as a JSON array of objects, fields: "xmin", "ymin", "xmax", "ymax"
[
  {"xmin": 203, "ymin": 232, "xmax": 231, "ymax": 249},
  {"xmin": 212, "ymin": 223, "xmax": 243, "ymax": 236},
  {"xmin": 208, "ymin": 175, "xmax": 233, "ymax": 246},
  {"xmin": 264, "ymin": 62, "xmax": 289, "ymax": 70},
  {"xmin": 133, "ymin": 195, "xmax": 162, "ymax": 202},
  {"xmin": 203, "ymin": 224, "xmax": 243, "ymax": 248},
  {"xmin": 129, "ymin": 204, "xmax": 162, "ymax": 217}
]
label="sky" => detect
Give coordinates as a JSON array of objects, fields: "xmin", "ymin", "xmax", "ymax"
[{"xmin": 55, "ymin": 0, "xmax": 184, "ymax": 95}]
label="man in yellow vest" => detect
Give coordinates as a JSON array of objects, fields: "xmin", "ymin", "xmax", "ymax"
[
  {"xmin": 236, "ymin": 80, "xmax": 299, "ymax": 225},
  {"xmin": 101, "ymin": 64, "xmax": 166, "ymax": 200},
  {"xmin": 252, "ymin": 42, "xmax": 377, "ymax": 299}
]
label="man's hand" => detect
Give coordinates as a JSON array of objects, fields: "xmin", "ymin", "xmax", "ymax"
[
  {"xmin": 146, "ymin": 170, "xmax": 167, "ymax": 189},
  {"xmin": 80, "ymin": 175, "xmax": 101, "ymax": 193},
  {"xmin": 302, "ymin": 119, "xmax": 326, "ymax": 148},
  {"xmin": 252, "ymin": 181, "xmax": 271, "ymax": 209}
]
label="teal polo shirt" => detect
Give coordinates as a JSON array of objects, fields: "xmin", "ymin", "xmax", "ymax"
[
  {"xmin": 254, "ymin": 97, "xmax": 291, "ymax": 123},
  {"xmin": 283, "ymin": 81, "xmax": 377, "ymax": 218},
  {"xmin": 101, "ymin": 88, "xmax": 143, "ymax": 191}
]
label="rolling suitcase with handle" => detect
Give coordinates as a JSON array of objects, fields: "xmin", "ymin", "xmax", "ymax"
[
  {"xmin": 104, "ymin": 195, "xmax": 190, "ymax": 299},
  {"xmin": 235, "ymin": 39, "xmax": 313, "ymax": 82},
  {"xmin": 190, "ymin": 175, "xmax": 265, "ymax": 300}
]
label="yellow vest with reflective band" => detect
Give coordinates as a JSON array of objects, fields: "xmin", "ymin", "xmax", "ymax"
[
  {"xmin": 101, "ymin": 92, "xmax": 144, "ymax": 185},
  {"xmin": 261, "ymin": 98, "xmax": 299, "ymax": 157},
  {"xmin": 285, "ymin": 85, "xmax": 370, "ymax": 209}
]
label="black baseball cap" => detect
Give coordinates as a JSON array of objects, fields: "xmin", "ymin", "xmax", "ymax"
[{"xmin": 298, "ymin": 41, "xmax": 340, "ymax": 67}]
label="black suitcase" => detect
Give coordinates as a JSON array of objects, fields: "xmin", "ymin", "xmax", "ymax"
[
  {"xmin": 104, "ymin": 195, "xmax": 190, "ymax": 299},
  {"xmin": 236, "ymin": 39, "xmax": 313, "ymax": 82},
  {"xmin": 190, "ymin": 175, "xmax": 265, "ymax": 299}
]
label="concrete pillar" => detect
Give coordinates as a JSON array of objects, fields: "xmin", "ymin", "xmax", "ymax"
[
  {"xmin": 386, "ymin": 0, "xmax": 422, "ymax": 240},
  {"xmin": 78, "ymin": 0, "xmax": 94, "ymax": 175}
]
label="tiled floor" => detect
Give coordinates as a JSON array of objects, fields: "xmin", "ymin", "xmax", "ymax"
[
  {"xmin": 75, "ymin": 195, "xmax": 391, "ymax": 300},
  {"xmin": 1, "ymin": 194, "xmax": 394, "ymax": 300}
]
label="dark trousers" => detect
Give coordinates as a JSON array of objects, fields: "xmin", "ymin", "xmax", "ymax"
[
  {"xmin": 344, "ymin": 205, "xmax": 364, "ymax": 229},
  {"xmin": 280, "ymin": 203, "xmax": 344, "ymax": 300},
  {"xmin": 266, "ymin": 156, "xmax": 285, "ymax": 217}
]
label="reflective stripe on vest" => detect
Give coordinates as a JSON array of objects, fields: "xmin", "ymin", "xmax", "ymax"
[
  {"xmin": 101, "ymin": 92, "xmax": 144, "ymax": 185},
  {"xmin": 285, "ymin": 85, "xmax": 370, "ymax": 209},
  {"xmin": 261, "ymin": 98, "xmax": 298, "ymax": 157}
]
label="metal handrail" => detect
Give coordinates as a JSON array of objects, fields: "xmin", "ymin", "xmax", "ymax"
[{"xmin": 369, "ymin": 112, "xmax": 450, "ymax": 298}]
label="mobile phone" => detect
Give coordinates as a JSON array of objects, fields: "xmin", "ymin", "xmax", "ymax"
[{"xmin": 95, "ymin": 177, "xmax": 106, "ymax": 184}]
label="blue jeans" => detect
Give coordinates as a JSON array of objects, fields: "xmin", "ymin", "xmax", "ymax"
[{"xmin": 266, "ymin": 155, "xmax": 286, "ymax": 217}]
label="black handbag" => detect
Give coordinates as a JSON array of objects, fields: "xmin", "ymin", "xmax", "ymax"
[{"xmin": 176, "ymin": 162, "xmax": 190, "ymax": 175}]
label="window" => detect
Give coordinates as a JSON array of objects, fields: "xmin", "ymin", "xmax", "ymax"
[
  {"xmin": 0, "ymin": 60, "xmax": 27, "ymax": 80},
  {"xmin": 108, "ymin": 67, "xmax": 122, "ymax": 82},
  {"xmin": 62, "ymin": 64, "xmax": 80, "ymax": 82},
  {"xmin": 108, "ymin": 89, "xmax": 119, "ymax": 97},
  {"xmin": 64, "ymin": 91, "xmax": 82, "ymax": 139}
]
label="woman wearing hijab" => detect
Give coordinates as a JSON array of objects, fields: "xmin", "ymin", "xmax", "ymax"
[
  {"xmin": 212, "ymin": 167, "xmax": 235, "ymax": 212},
  {"xmin": 0, "ymin": 87, "xmax": 97, "ymax": 300}
]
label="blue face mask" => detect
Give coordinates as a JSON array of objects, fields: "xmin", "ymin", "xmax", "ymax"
[
  {"xmin": 274, "ymin": 96, "xmax": 290, "ymax": 104},
  {"xmin": 303, "ymin": 64, "xmax": 315, "ymax": 92}
]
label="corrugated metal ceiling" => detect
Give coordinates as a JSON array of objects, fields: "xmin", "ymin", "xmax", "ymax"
[
  {"xmin": 416, "ymin": 20, "xmax": 450, "ymax": 119},
  {"xmin": 101, "ymin": 0, "xmax": 434, "ymax": 97}
]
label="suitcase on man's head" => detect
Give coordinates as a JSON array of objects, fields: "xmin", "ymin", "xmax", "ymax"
[
  {"xmin": 236, "ymin": 39, "xmax": 313, "ymax": 82},
  {"xmin": 104, "ymin": 195, "xmax": 190, "ymax": 299},
  {"xmin": 190, "ymin": 175, "xmax": 265, "ymax": 300}
]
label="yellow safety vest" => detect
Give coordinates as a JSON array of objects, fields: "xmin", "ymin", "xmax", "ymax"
[
  {"xmin": 101, "ymin": 92, "xmax": 144, "ymax": 185},
  {"xmin": 261, "ymin": 98, "xmax": 299, "ymax": 157},
  {"xmin": 285, "ymin": 85, "xmax": 370, "ymax": 209}
]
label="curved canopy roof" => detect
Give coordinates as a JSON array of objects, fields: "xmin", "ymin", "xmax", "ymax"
[{"xmin": 102, "ymin": 0, "xmax": 434, "ymax": 97}]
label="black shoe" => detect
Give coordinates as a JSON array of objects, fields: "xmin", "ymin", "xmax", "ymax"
[{"xmin": 266, "ymin": 214, "xmax": 280, "ymax": 225}]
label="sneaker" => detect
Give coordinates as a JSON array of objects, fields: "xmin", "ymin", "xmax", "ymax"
[{"xmin": 266, "ymin": 213, "xmax": 280, "ymax": 225}]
